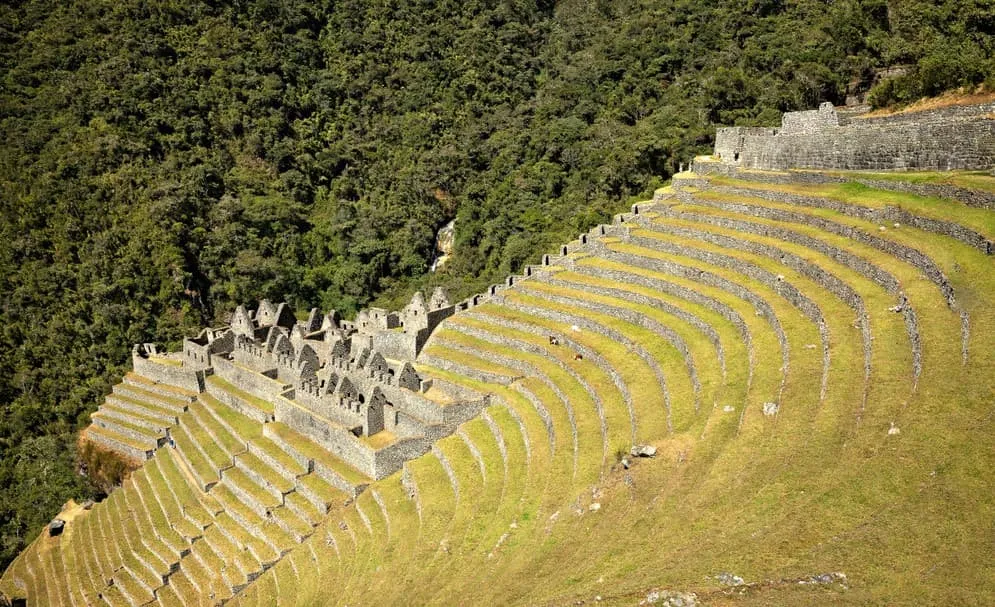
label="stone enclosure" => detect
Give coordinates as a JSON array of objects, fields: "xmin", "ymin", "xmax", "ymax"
[{"xmin": 713, "ymin": 101, "xmax": 995, "ymax": 171}]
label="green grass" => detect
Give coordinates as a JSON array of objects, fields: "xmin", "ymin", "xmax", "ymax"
[
  {"xmin": 150, "ymin": 356, "xmax": 183, "ymax": 367},
  {"xmin": 265, "ymin": 422, "xmax": 371, "ymax": 486},
  {"xmin": 236, "ymin": 452, "xmax": 295, "ymax": 494},
  {"xmin": 828, "ymin": 168, "xmax": 995, "ymax": 194},
  {"xmin": 207, "ymin": 374, "xmax": 276, "ymax": 415},
  {"xmin": 452, "ymin": 309, "xmax": 641, "ymax": 448},
  {"xmin": 711, "ymin": 176, "xmax": 995, "ymax": 240},
  {"xmin": 84, "ymin": 424, "xmax": 151, "ymax": 453},
  {"xmin": 108, "ymin": 390, "xmax": 182, "ymax": 421},
  {"xmin": 125, "ymin": 371, "xmax": 198, "ymax": 398},
  {"xmin": 91, "ymin": 411, "xmax": 163, "ymax": 441},
  {"xmin": 189, "ymin": 399, "xmax": 246, "ymax": 457},
  {"xmin": 117, "ymin": 380, "xmax": 192, "ymax": 409}
]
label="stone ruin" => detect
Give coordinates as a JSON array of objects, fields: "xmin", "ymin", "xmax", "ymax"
[
  {"xmin": 128, "ymin": 288, "xmax": 490, "ymax": 479},
  {"xmin": 711, "ymin": 100, "xmax": 995, "ymax": 172}
]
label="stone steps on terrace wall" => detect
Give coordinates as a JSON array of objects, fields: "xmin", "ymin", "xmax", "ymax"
[
  {"xmin": 417, "ymin": 351, "xmax": 520, "ymax": 386},
  {"xmin": 458, "ymin": 418, "xmax": 520, "ymax": 558},
  {"xmin": 98, "ymin": 401, "xmax": 173, "ymax": 434},
  {"xmin": 186, "ymin": 540, "xmax": 236, "ymax": 600},
  {"xmin": 187, "ymin": 400, "xmax": 247, "ymax": 462},
  {"xmin": 213, "ymin": 511, "xmax": 281, "ymax": 568},
  {"xmin": 99, "ymin": 484, "xmax": 126, "ymax": 584},
  {"xmin": 432, "ymin": 427, "xmax": 506, "ymax": 583},
  {"xmin": 269, "ymin": 504, "xmax": 313, "ymax": 543},
  {"xmin": 19, "ymin": 550, "xmax": 39, "ymax": 605},
  {"xmin": 84, "ymin": 514, "xmax": 111, "ymax": 593},
  {"xmin": 248, "ymin": 436, "xmax": 308, "ymax": 485},
  {"xmin": 596, "ymin": 245, "xmax": 790, "ymax": 403},
  {"xmin": 59, "ymin": 545, "xmax": 86, "ymax": 607},
  {"xmin": 90, "ymin": 411, "xmax": 160, "ymax": 452},
  {"xmin": 368, "ymin": 488, "xmax": 395, "ymax": 552},
  {"xmin": 480, "ymin": 410, "xmax": 509, "ymax": 480},
  {"xmin": 284, "ymin": 491, "xmax": 325, "ymax": 527},
  {"xmin": 569, "ymin": 259, "xmax": 756, "ymax": 395},
  {"xmin": 332, "ymin": 505, "xmax": 375, "ymax": 598},
  {"xmin": 453, "ymin": 311, "xmax": 634, "ymax": 448},
  {"xmin": 112, "ymin": 567, "xmax": 155, "ymax": 606},
  {"xmin": 72, "ymin": 515, "xmax": 103, "ymax": 600},
  {"xmin": 169, "ymin": 423, "xmax": 219, "ymax": 491},
  {"xmin": 162, "ymin": 569, "xmax": 200, "ymax": 606},
  {"xmin": 617, "ymin": 224, "xmax": 828, "ymax": 333},
  {"xmin": 456, "ymin": 427, "xmax": 488, "ymax": 487},
  {"xmin": 98, "ymin": 583, "xmax": 131, "ymax": 607},
  {"xmin": 700, "ymin": 182, "xmax": 994, "ymax": 256},
  {"xmin": 682, "ymin": 188, "xmax": 970, "ymax": 366},
  {"xmin": 600, "ymin": 238, "xmax": 790, "ymax": 383},
  {"xmin": 220, "ymin": 466, "xmax": 283, "ymax": 518},
  {"xmin": 233, "ymin": 451, "xmax": 296, "ymax": 499},
  {"xmin": 108, "ymin": 509, "xmax": 162, "ymax": 603},
  {"xmin": 429, "ymin": 335, "xmax": 582, "ymax": 474},
  {"xmin": 174, "ymin": 548, "xmax": 212, "ymax": 598},
  {"xmin": 96, "ymin": 502, "xmax": 125, "ymax": 587},
  {"xmin": 201, "ymin": 523, "xmax": 260, "ymax": 589},
  {"xmin": 319, "ymin": 519, "xmax": 355, "ymax": 595},
  {"xmin": 37, "ymin": 542, "xmax": 65, "ymax": 607},
  {"xmin": 572, "ymin": 255, "xmax": 754, "ymax": 354},
  {"xmin": 700, "ymin": 166, "xmax": 995, "ymax": 210},
  {"xmin": 208, "ymin": 483, "xmax": 295, "ymax": 557},
  {"xmin": 110, "ymin": 489, "xmax": 167, "ymax": 593},
  {"xmin": 197, "ymin": 397, "xmax": 308, "ymax": 486},
  {"xmin": 145, "ymin": 456, "xmax": 206, "ymax": 543},
  {"xmin": 123, "ymin": 370, "xmax": 198, "ymax": 401},
  {"xmin": 180, "ymin": 407, "xmax": 236, "ymax": 473},
  {"xmin": 509, "ymin": 384, "xmax": 554, "ymax": 459},
  {"xmin": 153, "ymin": 580, "xmax": 182, "ymax": 606},
  {"xmin": 116, "ymin": 541, "xmax": 166, "ymax": 601}
]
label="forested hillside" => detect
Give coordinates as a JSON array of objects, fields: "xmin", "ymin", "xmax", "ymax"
[{"xmin": 1, "ymin": 0, "xmax": 992, "ymax": 570}]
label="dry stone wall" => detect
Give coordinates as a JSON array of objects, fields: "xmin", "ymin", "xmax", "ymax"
[{"xmin": 713, "ymin": 102, "xmax": 995, "ymax": 172}]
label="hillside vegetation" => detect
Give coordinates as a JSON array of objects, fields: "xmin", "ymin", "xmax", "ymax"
[{"xmin": 1, "ymin": 0, "xmax": 993, "ymax": 571}]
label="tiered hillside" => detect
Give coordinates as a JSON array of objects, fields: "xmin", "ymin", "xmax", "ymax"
[
  {"xmin": 237, "ymin": 170, "xmax": 992, "ymax": 604},
  {"xmin": 3, "ymin": 161, "xmax": 995, "ymax": 604},
  {"xmin": 2, "ymin": 370, "xmax": 370, "ymax": 606}
]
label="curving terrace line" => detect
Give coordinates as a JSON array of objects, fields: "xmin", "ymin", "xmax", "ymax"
[
  {"xmin": 618, "ymin": 226, "xmax": 835, "ymax": 407},
  {"xmin": 516, "ymin": 279, "xmax": 704, "ymax": 412},
  {"xmin": 685, "ymin": 188, "xmax": 974, "ymax": 366},
  {"xmin": 457, "ymin": 309, "xmax": 637, "ymax": 447}
]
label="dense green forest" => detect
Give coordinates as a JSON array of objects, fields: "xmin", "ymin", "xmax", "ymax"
[{"xmin": 1, "ymin": 0, "xmax": 993, "ymax": 569}]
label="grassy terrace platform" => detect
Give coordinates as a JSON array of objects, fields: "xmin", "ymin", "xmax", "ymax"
[
  {"xmin": 206, "ymin": 374, "xmax": 276, "ymax": 416},
  {"xmin": 4, "ymin": 166, "xmax": 994, "ymax": 606}
]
